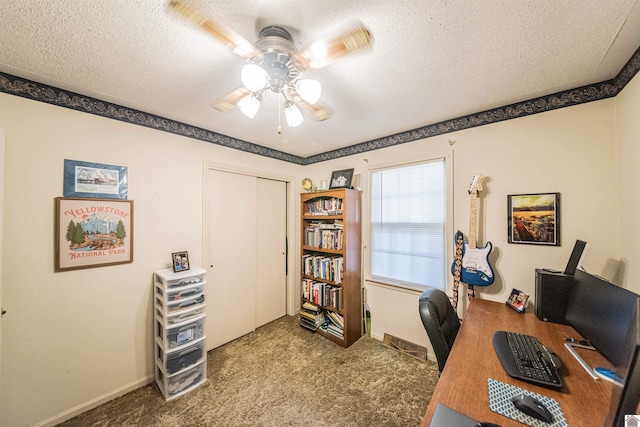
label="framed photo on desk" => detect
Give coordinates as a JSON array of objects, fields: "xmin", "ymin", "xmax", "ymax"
[{"xmin": 506, "ymin": 288, "xmax": 528, "ymax": 312}]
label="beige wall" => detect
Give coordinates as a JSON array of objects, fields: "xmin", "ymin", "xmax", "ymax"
[
  {"xmin": 301, "ymin": 87, "xmax": 631, "ymax": 349},
  {"xmin": 0, "ymin": 71, "xmax": 638, "ymax": 426},
  {"xmin": 616, "ymin": 73, "xmax": 640, "ymax": 293},
  {"xmin": 0, "ymin": 94, "xmax": 301, "ymax": 426}
]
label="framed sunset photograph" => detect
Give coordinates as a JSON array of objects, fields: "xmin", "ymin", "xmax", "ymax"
[{"xmin": 507, "ymin": 192, "xmax": 560, "ymax": 246}]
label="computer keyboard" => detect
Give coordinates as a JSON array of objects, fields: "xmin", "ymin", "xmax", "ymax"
[{"xmin": 493, "ymin": 331, "xmax": 563, "ymax": 388}]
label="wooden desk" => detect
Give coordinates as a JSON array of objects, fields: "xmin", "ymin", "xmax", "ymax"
[{"xmin": 421, "ymin": 298, "xmax": 614, "ymax": 426}]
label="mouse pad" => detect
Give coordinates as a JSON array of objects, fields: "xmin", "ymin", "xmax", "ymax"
[{"xmin": 487, "ymin": 379, "xmax": 568, "ymax": 427}]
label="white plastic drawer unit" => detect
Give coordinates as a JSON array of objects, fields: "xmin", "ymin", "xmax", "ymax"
[
  {"xmin": 156, "ymin": 360, "xmax": 206, "ymax": 400},
  {"xmin": 156, "ymin": 316, "xmax": 205, "ymax": 349}
]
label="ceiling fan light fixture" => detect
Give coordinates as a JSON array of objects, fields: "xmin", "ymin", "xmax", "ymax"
[
  {"xmin": 241, "ymin": 63, "xmax": 268, "ymax": 92},
  {"xmin": 237, "ymin": 93, "xmax": 262, "ymax": 118},
  {"xmin": 295, "ymin": 79, "xmax": 322, "ymax": 104},
  {"xmin": 284, "ymin": 102, "xmax": 303, "ymax": 127}
]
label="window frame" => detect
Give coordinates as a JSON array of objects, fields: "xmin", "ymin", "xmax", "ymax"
[{"xmin": 364, "ymin": 154, "xmax": 453, "ymax": 292}]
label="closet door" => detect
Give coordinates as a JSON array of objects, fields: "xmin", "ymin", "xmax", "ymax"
[
  {"xmin": 205, "ymin": 170, "xmax": 287, "ymax": 350},
  {"xmin": 205, "ymin": 169, "xmax": 257, "ymax": 350},
  {"xmin": 255, "ymin": 178, "xmax": 287, "ymax": 327}
]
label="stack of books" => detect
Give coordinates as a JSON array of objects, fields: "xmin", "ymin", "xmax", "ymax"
[
  {"xmin": 300, "ymin": 302, "xmax": 325, "ymax": 331},
  {"xmin": 321, "ymin": 311, "xmax": 344, "ymax": 339}
]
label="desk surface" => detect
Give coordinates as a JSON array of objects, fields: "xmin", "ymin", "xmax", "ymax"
[{"xmin": 421, "ymin": 298, "xmax": 614, "ymax": 426}]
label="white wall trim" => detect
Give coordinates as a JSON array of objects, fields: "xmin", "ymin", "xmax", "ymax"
[{"xmin": 32, "ymin": 375, "xmax": 155, "ymax": 427}]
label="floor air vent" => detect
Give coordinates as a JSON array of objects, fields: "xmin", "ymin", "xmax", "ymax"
[{"xmin": 382, "ymin": 333, "xmax": 428, "ymax": 361}]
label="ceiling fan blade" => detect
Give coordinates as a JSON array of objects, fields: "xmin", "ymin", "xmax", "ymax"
[
  {"xmin": 211, "ymin": 87, "xmax": 250, "ymax": 112},
  {"xmin": 297, "ymin": 24, "xmax": 373, "ymax": 70},
  {"xmin": 168, "ymin": 0, "xmax": 261, "ymax": 60},
  {"xmin": 289, "ymin": 89, "xmax": 333, "ymax": 121}
]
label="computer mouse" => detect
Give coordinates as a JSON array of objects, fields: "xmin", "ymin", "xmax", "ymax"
[{"xmin": 511, "ymin": 394, "xmax": 554, "ymax": 423}]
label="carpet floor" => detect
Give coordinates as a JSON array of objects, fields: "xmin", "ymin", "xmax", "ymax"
[{"xmin": 58, "ymin": 315, "xmax": 439, "ymax": 426}]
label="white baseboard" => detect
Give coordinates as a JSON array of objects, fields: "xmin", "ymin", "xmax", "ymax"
[{"xmin": 33, "ymin": 375, "xmax": 155, "ymax": 427}]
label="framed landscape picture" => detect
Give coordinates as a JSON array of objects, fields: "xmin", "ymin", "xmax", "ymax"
[
  {"xmin": 507, "ymin": 192, "xmax": 560, "ymax": 246},
  {"xmin": 55, "ymin": 197, "xmax": 134, "ymax": 271},
  {"xmin": 63, "ymin": 159, "xmax": 128, "ymax": 199}
]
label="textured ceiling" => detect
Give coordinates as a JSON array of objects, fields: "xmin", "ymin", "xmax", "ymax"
[{"xmin": 1, "ymin": 0, "xmax": 640, "ymax": 159}]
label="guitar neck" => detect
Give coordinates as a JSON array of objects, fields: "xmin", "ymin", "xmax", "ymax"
[{"xmin": 468, "ymin": 192, "xmax": 479, "ymax": 249}]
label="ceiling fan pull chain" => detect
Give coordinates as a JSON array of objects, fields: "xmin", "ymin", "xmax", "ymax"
[{"xmin": 277, "ymin": 96, "xmax": 282, "ymax": 134}]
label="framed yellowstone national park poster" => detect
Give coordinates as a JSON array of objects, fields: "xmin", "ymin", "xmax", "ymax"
[{"xmin": 55, "ymin": 197, "xmax": 134, "ymax": 271}]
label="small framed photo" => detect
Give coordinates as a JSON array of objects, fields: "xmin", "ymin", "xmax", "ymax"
[
  {"xmin": 172, "ymin": 251, "xmax": 190, "ymax": 272},
  {"xmin": 507, "ymin": 192, "xmax": 560, "ymax": 246},
  {"xmin": 506, "ymin": 288, "xmax": 529, "ymax": 313},
  {"xmin": 329, "ymin": 168, "xmax": 354, "ymax": 189}
]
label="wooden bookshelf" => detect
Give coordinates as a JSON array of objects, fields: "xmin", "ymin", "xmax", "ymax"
[{"xmin": 300, "ymin": 188, "xmax": 362, "ymax": 347}]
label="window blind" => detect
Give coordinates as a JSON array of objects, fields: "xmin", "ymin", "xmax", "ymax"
[{"xmin": 370, "ymin": 159, "xmax": 446, "ymax": 289}]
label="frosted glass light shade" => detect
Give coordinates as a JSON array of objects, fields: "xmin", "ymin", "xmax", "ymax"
[
  {"xmin": 237, "ymin": 94, "xmax": 261, "ymax": 118},
  {"xmin": 241, "ymin": 64, "xmax": 268, "ymax": 92},
  {"xmin": 296, "ymin": 79, "xmax": 321, "ymax": 104},
  {"xmin": 284, "ymin": 103, "xmax": 303, "ymax": 127}
]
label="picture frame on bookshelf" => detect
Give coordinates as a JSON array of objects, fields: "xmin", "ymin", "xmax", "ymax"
[
  {"xmin": 329, "ymin": 168, "xmax": 354, "ymax": 189},
  {"xmin": 172, "ymin": 251, "xmax": 190, "ymax": 272},
  {"xmin": 507, "ymin": 192, "xmax": 560, "ymax": 246},
  {"xmin": 506, "ymin": 288, "xmax": 529, "ymax": 313},
  {"xmin": 55, "ymin": 197, "xmax": 134, "ymax": 272}
]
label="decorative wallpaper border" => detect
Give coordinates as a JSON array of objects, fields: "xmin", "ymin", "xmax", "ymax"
[{"xmin": 1, "ymin": 45, "xmax": 638, "ymax": 166}]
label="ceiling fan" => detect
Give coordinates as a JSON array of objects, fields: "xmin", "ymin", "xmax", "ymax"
[{"xmin": 168, "ymin": 0, "xmax": 373, "ymax": 131}]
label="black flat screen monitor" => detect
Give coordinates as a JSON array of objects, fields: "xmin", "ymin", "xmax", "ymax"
[
  {"xmin": 608, "ymin": 300, "xmax": 640, "ymax": 427},
  {"xmin": 565, "ymin": 270, "xmax": 638, "ymax": 367},
  {"xmin": 563, "ymin": 239, "xmax": 588, "ymax": 276},
  {"xmin": 565, "ymin": 270, "xmax": 640, "ymax": 425}
]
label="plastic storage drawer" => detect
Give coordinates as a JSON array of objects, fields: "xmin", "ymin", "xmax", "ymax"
[
  {"xmin": 156, "ymin": 360, "xmax": 206, "ymax": 400},
  {"xmin": 156, "ymin": 340, "xmax": 205, "ymax": 375},
  {"xmin": 155, "ymin": 267, "xmax": 206, "ymax": 288},
  {"xmin": 156, "ymin": 304, "xmax": 206, "ymax": 325},
  {"xmin": 157, "ymin": 317, "xmax": 205, "ymax": 349},
  {"xmin": 155, "ymin": 283, "xmax": 205, "ymax": 305}
]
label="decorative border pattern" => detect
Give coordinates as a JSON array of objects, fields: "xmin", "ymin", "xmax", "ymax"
[{"xmin": 1, "ymin": 45, "xmax": 638, "ymax": 166}]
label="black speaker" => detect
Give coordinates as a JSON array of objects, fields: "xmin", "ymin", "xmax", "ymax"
[{"xmin": 535, "ymin": 269, "xmax": 574, "ymax": 324}]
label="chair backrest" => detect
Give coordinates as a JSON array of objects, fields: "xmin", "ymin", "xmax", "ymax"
[{"xmin": 418, "ymin": 288, "xmax": 461, "ymax": 373}]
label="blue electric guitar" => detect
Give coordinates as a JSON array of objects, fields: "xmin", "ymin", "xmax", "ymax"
[{"xmin": 451, "ymin": 175, "xmax": 494, "ymax": 287}]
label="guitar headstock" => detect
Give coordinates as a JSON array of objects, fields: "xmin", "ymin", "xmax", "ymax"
[{"xmin": 468, "ymin": 174, "xmax": 485, "ymax": 195}]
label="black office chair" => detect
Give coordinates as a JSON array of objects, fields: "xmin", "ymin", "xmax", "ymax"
[{"xmin": 418, "ymin": 288, "xmax": 461, "ymax": 374}]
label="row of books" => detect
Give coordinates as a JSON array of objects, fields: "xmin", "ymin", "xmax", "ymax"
[
  {"xmin": 302, "ymin": 254, "xmax": 343, "ymax": 283},
  {"xmin": 299, "ymin": 301, "xmax": 344, "ymax": 339},
  {"xmin": 301, "ymin": 278, "xmax": 343, "ymax": 310},
  {"xmin": 303, "ymin": 226, "xmax": 344, "ymax": 250},
  {"xmin": 304, "ymin": 197, "xmax": 343, "ymax": 215}
]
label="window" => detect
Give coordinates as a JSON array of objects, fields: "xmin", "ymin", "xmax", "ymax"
[{"xmin": 370, "ymin": 158, "xmax": 446, "ymax": 289}]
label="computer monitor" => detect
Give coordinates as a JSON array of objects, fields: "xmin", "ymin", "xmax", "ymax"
[
  {"xmin": 563, "ymin": 239, "xmax": 588, "ymax": 276},
  {"xmin": 564, "ymin": 270, "xmax": 640, "ymax": 425},
  {"xmin": 608, "ymin": 299, "xmax": 640, "ymax": 426}
]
